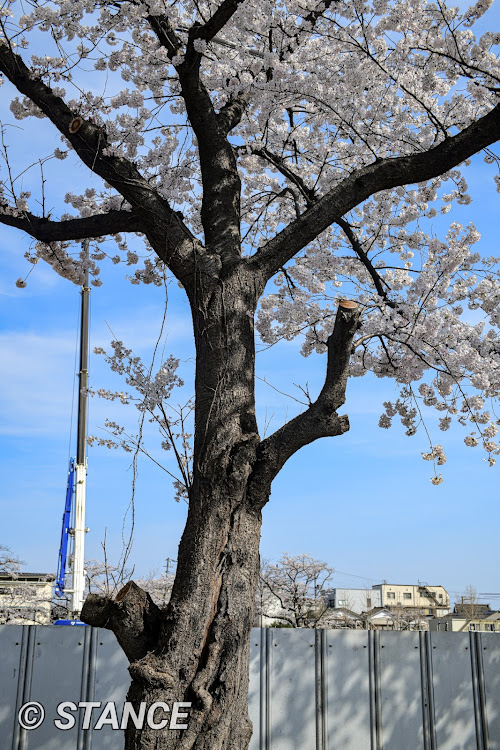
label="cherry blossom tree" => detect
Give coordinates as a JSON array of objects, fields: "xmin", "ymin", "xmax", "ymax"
[
  {"xmin": 1, "ymin": 0, "xmax": 500, "ymax": 747},
  {"xmin": 0, "ymin": 545, "xmax": 22, "ymax": 575},
  {"xmin": 257, "ymin": 553, "xmax": 334, "ymax": 628}
]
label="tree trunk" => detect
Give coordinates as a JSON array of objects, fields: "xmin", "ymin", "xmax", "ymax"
[
  {"xmin": 84, "ymin": 266, "xmax": 268, "ymax": 750},
  {"xmin": 122, "ymin": 494, "xmax": 264, "ymax": 750},
  {"xmin": 81, "ymin": 269, "xmax": 360, "ymax": 750}
]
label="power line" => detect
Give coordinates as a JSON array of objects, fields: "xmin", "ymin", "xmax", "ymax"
[{"xmin": 333, "ymin": 569, "xmax": 383, "ymax": 583}]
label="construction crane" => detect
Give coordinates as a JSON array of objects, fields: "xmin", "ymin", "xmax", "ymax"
[{"xmin": 55, "ymin": 240, "xmax": 90, "ymax": 624}]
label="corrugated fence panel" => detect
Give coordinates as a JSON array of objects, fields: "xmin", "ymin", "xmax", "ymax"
[
  {"xmin": 1, "ymin": 626, "xmax": 499, "ymax": 749},
  {"xmin": 430, "ymin": 631, "xmax": 477, "ymax": 750},
  {"xmin": 0, "ymin": 624, "xmax": 27, "ymax": 749},
  {"xmin": 325, "ymin": 629, "xmax": 371, "ymax": 750},
  {"xmin": 25, "ymin": 625, "xmax": 88, "ymax": 750},
  {"xmin": 248, "ymin": 628, "xmax": 262, "ymax": 750},
  {"xmin": 378, "ymin": 631, "xmax": 424, "ymax": 750},
  {"xmin": 482, "ymin": 633, "xmax": 500, "ymax": 750},
  {"xmin": 267, "ymin": 627, "xmax": 317, "ymax": 750},
  {"xmin": 91, "ymin": 630, "xmax": 129, "ymax": 750}
]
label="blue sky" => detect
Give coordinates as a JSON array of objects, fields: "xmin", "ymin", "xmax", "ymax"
[{"xmin": 1, "ymin": 3, "xmax": 499, "ymax": 609}]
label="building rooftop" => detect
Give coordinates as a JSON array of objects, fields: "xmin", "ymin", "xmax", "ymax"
[
  {"xmin": 330, "ymin": 584, "xmax": 448, "ymax": 591},
  {"xmin": 0, "ymin": 572, "xmax": 55, "ymax": 581}
]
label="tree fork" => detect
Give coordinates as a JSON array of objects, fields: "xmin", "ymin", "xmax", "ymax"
[{"xmin": 248, "ymin": 299, "xmax": 361, "ymax": 503}]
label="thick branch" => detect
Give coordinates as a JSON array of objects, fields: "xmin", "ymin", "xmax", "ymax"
[
  {"xmin": 217, "ymin": 92, "xmax": 251, "ymax": 134},
  {"xmin": 0, "ymin": 42, "xmax": 197, "ymax": 280},
  {"xmin": 250, "ymin": 105, "xmax": 500, "ymax": 282},
  {"xmin": 148, "ymin": 17, "xmax": 241, "ymax": 261},
  {"xmin": 250, "ymin": 149, "xmax": 395, "ymax": 305},
  {"xmin": 80, "ymin": 581, "xmax": 162, "ymax": 662},
  {"xmin": 146, "ymin": 14, "xmax": 182, "ymax": 58},
  {"xmin": 0, "ymin": 45, "xmax": 157, "ymax": 211},
  {"xmin": 191, "ymin": 0, "xmax": 248, "ymax": 42},
  {"xmin": 248, "ymin": 300, "xmax": 361, "ymax": 505},
  {"xmin": 190, "ymin": 2, "xmax": 250, "ymax": 134},
  {"xmin": 0, "ymin": 208, "xmax": 143, "ymax": 242}
]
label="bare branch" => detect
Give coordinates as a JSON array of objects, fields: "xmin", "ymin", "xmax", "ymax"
[
  {"xmin": 250, "ymin": 146, "xmax": 316, "ymax": 205},
  {"xmin": 249, "ymin": 148, "xmax": 397, "ymax": 305},
  {"xmin": 248, "ymin": 300, "xmax": 361, "ymax": 505},
  {"xmin": 249, "ymin": 105, "xmax": 500, "ymax": 282},
  {"xmin": 336, "ymin": 217, "xmax": 396, "ymax": 307}
]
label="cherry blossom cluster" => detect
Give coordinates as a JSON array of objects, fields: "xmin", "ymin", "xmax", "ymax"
[
  {"xmin": 257, "ymin": 216, "xmax": 500, "ymax": 474},
  {"xmin": 1, "ymin": 0, "xmax": 498, "ymax": 254},
  {"xmin": 0, "ymin": 0, "xmax": 498, "ymax": 481}
]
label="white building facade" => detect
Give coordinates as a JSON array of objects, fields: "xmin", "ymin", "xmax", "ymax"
[{"xmin": 328, "ymin": 583, "xmax": 450, "ymax": 616}]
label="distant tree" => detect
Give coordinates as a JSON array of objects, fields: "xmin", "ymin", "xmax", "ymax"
[
  {"xmin": 257, "ymin": 553, "xmax": 334, "ymax": 628},
  {"xmin": 458, "ymin": 584, "xmax": 483, "ymax": 621},
  {"xmin": 85, "ymin": 558, "xmax": 133, "ymax": 597},
  {"xmin": 85, "ymin": 559, "xmax": 175, "ymax": 607},
  {"xmin": 134, "ymin": 571, "xmax": 176, "ymax": 608},
  {"xmin": 85, "ymin": 560, "xmax": 175, "ymax": 607},
  {"xmin": 0, "ymin": 544, "xmax": 22, "ymax": 574}
]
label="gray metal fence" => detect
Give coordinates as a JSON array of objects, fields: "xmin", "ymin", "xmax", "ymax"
[{"xmin": 1, "ymin": 625, "xmax": 499, "ymax": 749}]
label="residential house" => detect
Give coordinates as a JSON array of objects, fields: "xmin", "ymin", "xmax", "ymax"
[
  {"xmin": 365, "ymin": 607, "xmax": 430, "ymax": 630},
  {"xmin": 429, "ymin": 606, "xmax": 500, "ymax": 633},
  {"xmin": 327, "ymin": 587, "xmax": 381, "ymax": 613},
  {"xmin": 0, "ymin": 572, "xmax": 55, "ymax": 625},
  {"xmin": 327, "ymin": 583, "xmax": 450, "ymax": 617}
]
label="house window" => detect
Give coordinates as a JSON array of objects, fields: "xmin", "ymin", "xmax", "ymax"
[
  {"xmin": 470, "ymin": 623, "xmax": 476, "ymax": 631},
  {"xmin": 387, "ymin": 592, "xmax": 395, "ymax": 600},
  {"xmin": 403, "ymin": 593, "xmax": 412, "ymax": 599},
  {"xmin": 338, "ymin": 600, "xmax": 348, "ymax": 607},
  {"xmin": 438, "ymin": 594, "xmax": 443, "ymax": 600},
  {"xmin": 366, "ymin": 598, "xmax": 372, "ymax": 608},
  {"xmin": 485, "ymin": 623, "xmax": 494, "ymax": 632}
]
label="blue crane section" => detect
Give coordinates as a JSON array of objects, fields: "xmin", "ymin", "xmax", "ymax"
[
  {"xmin": 54, "ymin": 458, "xmax": 87, "ymax": 624},
  {"xmin": 55, "ymin": 458, "xmax": 75, "ymax": 598}
]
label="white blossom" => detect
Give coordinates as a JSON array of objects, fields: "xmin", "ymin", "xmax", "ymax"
[{"xmin": 2, "ymin": 0, "xmax": 500, "ymax": 489}]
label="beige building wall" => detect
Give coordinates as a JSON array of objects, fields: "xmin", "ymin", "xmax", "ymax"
[
  {"xmin": 0, "ymin": 576, "xmax": 54, "ymax": 625},
  {"xmin": 374, "ymin": 584, "xmax": 450, "ymax": 614},
  {"xmin": 430, "ymin": 615, "xmax": 500, "ymax": 632}
]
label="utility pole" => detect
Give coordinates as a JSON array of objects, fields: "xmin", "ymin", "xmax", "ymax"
[
  {"xmin": 70, "ymin": 239, "xmax": 90, "ymax": 617},
  {"xmin": 162, "ymin": 558, "xmax": 176, "ymax": 606},
  {"xmin": 165, "ymin": 557, "xmax": 176, "ymax": 576}
]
